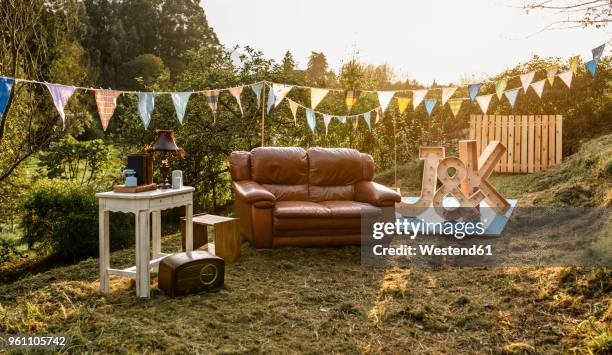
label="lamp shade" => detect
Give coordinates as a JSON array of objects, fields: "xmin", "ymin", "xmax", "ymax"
[{"xmin": 150, "ymin": 130, "xmax": 181, "ymax": 152}]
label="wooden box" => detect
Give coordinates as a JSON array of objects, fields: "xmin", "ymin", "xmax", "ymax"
[
  {"xmin": 180, "ymin": 213, "xmax": 209, "ymax": 251},
  {"xmin": 158, "ymin": 251, "xmax": 224, "ymax": 297}
]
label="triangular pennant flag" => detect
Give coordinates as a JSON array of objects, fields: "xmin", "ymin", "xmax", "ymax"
[
  {"xmin": 592, "ymin": 44, "xmax": 605, "ymax": 60},
  {"xmin": 136, "ymin": 93, "xmax": 155, "ymax": 129},
  {"xmin": 377, "ymin": 91, "xmax": 395, "ymax": 112},
  {"xmin": 448, "ymin": 99, "xmax": 463, "ymax": 117},
  {"xmin": 558, "ymin": 70, "xmax": 573, "ymax": 88},
  {"xmin": 288, "ymin": 99, "xmax": 299, "ymax": 124},
  {"xmin": 423, "ymin": 99, "xmax": 437, "ymax": 117},
  {"xmin": 0, "ymin": 77, "xmax": 15, "ymax": 122},
  {"xmin": 468, "ymin": 83, "xmax": 481, "ymax": 102},
  {"xmin": 504, "ymin": 88, "xmax": 519, "ymax": 108},
  {"xmin": 349, "ymin": 115, "xmax": 358, "ymax": 130},
  {"xmin": 94, "ymin": 90, "xmax": 121, "ymax": 131},
  {"xmin": 412, "ymin": 89, "xmax": 427, "ymax": 108},
  {"xmin": 546, "ymin": 65, "xmax": 558, "ymax": 85},
  {"xmin": 363, "ymin": 112, "xmax": 371, "ymax": 130},
  {"xmin": 475, "ymin": 94, "xmax": 493, "ymax": 114},
  {"xmin": 345, "ymin": 90, "xmax": 361, "ymax": 113},
  {"xmin": 585, "ymin": 59, "xmax": 598, "ymax": 76},
  {"xmin": 323, "ymin": 114, "xmax": 332, "ymax": 135},
  {"xmin": 337, "ymin": 116, "xmax": 347, "ymax": 124},
  {"xmin": 396, "ymin": 97, "xmax": 411, "ymax": 114},
  {"xmin": 305, "ymin": 108, "xmax": 316, "ymax": 133},
  {"xmin": 530, "ymin": 80, "xmax": 545, "ymax": 98},
  {"xmin": 495, "ymin": 80, "xmax": 507, "ymax": 99},
  {"xmin": 520, "ymin": 71, "xmax": 535, "ymax": 92},
  {"xmin": 251, "ymin": 83, "xmax": 263, "ymax": 108},
  {"xmin": 441, "ymin": 87, "xmax": 457, "ymax": 105},
  {"xmin": 228, "ymin": 86, "xmax": 244, "ymax": 116},
  {"xmin": 170, "ymin": 92, "xmax": 191, "ymax": 125},
  {"xmin": 374, "ymin": 107, "xmax": 381, "ymax": 124},
  {"xmin": 203, "ymin": 89, "xmax": 220, "ymax": 121},
  {"xmin": 569, "ymin": 56, "xmax": 580, "ymax": 73},
  {"xmin": 45, "ymin": 83, "xmax": 76, "ymax": 129},
  {"xmin": 310, "ymin": 88, "xmax": 329, "ymax": 109},
  {"xmin": 266, "ymin": 84, "xmax": 275, "ymax": 114},
  {"xmin": 272, "ymin": 83, "xmax": 292, "ymax": 108}
]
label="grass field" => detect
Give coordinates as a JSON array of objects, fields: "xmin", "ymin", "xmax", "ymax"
[{"xmin": 0, "ymin": 134, "xmax": 610, "ymax": 353}]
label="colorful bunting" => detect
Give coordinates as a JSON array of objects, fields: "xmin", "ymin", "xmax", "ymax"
[
  {"xmin": 251, "ymin": 83, "xmax": 263, "ymax": 108},
  {"xmin": 546, "ymin": 65, "xmax": 558, "ymax": 85},
  {"xmin": 288, "ymin": 99, "xmax": 299, "ymax": 123},
  {"xmin": 337, "ymin": 116, "xmax": 347, "ymax": 124},
  {"xmin": 137, "ymin": 93, "xmax": 155, "ymax": 129},
  {"xmin": 468, "ymin": 83, "xmax": 481, "ymax": 102},
  {"xmin": 271, "ymin": 84, "xmax": 292, "ymax": 108},
  {"xmin": 520, "ymin": 71, "xmax": 535, "ymax": 92},
  {"xmin": 569, "ymin": 56, "xmax": 580, "ymax": 73},
  {"xmin": 171, "ymin": 92, "xmax": 191, "ymax": 125},
  {"xmin": 396, "ymin": 97, "xmax": 411, "ymax": 114},
  {"xmin": 592, "ymin": 44, "xmax": 605, "ymax": 60},
  {"xmin": 345, "ymin": 90, "xmax": 361, "ymax": 113},
  {"xmin": 306, "ymin": 108, "xmax": 316, "ymax": 133},
  {"xmin": 504, "ymin": 88, "xmax": 519, "ymax": 108},
  {"xmin": 495, "ymin": 80, "xmax": 507, "ymax": 99},
  {"xmin": 475, "ymin": 94, "xmax": 493, "ymax": 114},
  {"xmin": 441, "ymin": 87, "xmax": 457, "ymax": 105},
  {"xmin": 448, "ymin": 99, "xmax": 463, "ymax": 117},
  {"xmin": 585, "ymin": 59, "xmax": 598, "ymax": 76},
  {"xmin": 374, "ymin": 107, "xmax": 381, "ymax": 124},
  {"xmin": 323, "ymin": 114, "xmax": 332, "ymax": 135},
  {"xmin": 0, "ymin": 77, "xmax": 15, "ymax": 122},
  {"xmin": 530, "ymin": 80, "xmax": 545, "ymax": 98},
  {"xmin": 45, "ymin": 83, "xmax": 76, "ymax": 129},
  {"xmin": 377, "ymin": 91, "xmax": 395, "ymax": 112},
  {"xmin": 349, "ymin": 115, "xmax": 358, "ymax": 129},
  {"xmin": 363, "ymin": 112, "xmax": 372, "ymax": 130},
  {"xmin": 266, "ymin": 84, "xmax": 275, "ymax": 114},
  {"xmin": 204, "ymin": 89, "xmax": 220, "ymax": 121},
  {"xmin": 423, "ymin": 99, "xmax": 437, "ymax": 117},
  {"xmin": 412, "ymin": 89, "xmax": 427, "ymax": 108},
  {"xmin": 228, "ymin": 86, "xmax": 244, "ymax": 116},
  {"xmin": 95, "ymin": 90, "xmax": 121, "ymax": 131},
  {"xmin": 558, "ymin": 70, "xmax": 573, "ymax": 88},
  {"xmin": 310, "ymin": 88, "xmax": 329, "ymax": 109}
]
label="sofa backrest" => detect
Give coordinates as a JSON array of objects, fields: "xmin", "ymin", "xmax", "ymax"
[{"xmin": 229, "ymin": 147, "xmax": 374, "ymax": 201}]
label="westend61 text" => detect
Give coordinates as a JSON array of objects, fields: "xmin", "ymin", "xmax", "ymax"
[{"xmin": 372, "ymin": 244, "xmax": 493, "ymax": 256}]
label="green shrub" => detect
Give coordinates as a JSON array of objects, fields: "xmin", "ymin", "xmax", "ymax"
[{"xmin": 20, "ymin": 179, "xmax": 132, "ymax": 261}]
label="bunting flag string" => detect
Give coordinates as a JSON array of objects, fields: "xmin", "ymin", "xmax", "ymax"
[
  {"xmin": 374, "ymin": 107, "xmax": 381, "ymax": 124},
  {"xmin": 441, "ymin": 87, "xmax": 457, "ymax": 105},
  {"xmin": 310, "ymin": 88, "xmax": 329, "ymax": 109},
  {"xmin": 95, "ymin": 90, "xmax": 121, "ymax": 131},
  {"xmin": 323, "ymin": 114, "xmax": 332, "ymax": 135},
  {"xmin": 350, "ymin": 115, "xmax": 358, "ymax": 130},
  {"xmin": 592, "ymin": 44, "xmax": 605, "ymax": 60},
  {"xmin": 530, "ymin": 79, "xmax": 545, "ymax": 98},
  {"xmin": 504, "ymin": 88, "xmax": 519, "ymax": 108},
  {"xmin": 46, "ymin": 83, "xmax": 76, "ymax": 129},
  {"xmin": 306, "ymin": 108, "xmax": 316, "ymax": 133},
  {"xmin": 546, "ymin": 65, "xmax": 558, "ymax": 85},
  {"xmin": 569, "ymin": 56, "xmax": 580, "ymax": 73},
  {"xmin": 337, "ymin": 116, "xmax": 346, "ymax": 124},
  {"xmin": 203, "ymin": 89, "xmax": 220, "ymax": 121},
  {"xmin": 137, "ymin": 93, "xmax": 155, "ymax": 129},
  {"xmin": 345, "ymin": 90, "xmax": 360, "ymax": 113},
  {"xmin": 251, "ymin": 82, "xmax": 263, "ymax": 108},
  {"xmin": 0, "ymin": 77, "xmax": 15, "ymax": 122},
  {"xmin": 170, "ymin": 92, "xmax": 191, "ymax": 125},
  {"xmin": 476, "ymin": 94, "xmax": 493, "ymax": 114},
  {"xmin": 363, "ymin": 111, "xmax": 372, "ymax": 130},
  {"xmin": 585, "ymin": 59, "xmax": 598, "ymax": 77},
  {"xmin": 228, "ymin": 86, "xmax": 244, "ymax": 116},
  {"xmin": 412, "ymin": 89, "xmax": 427, "ymax": 109},
  {"xmin": 520, "ymin": 71, "xmax": 535, "ymax": 92},
  {"xmin": 558, "ymin": 70, "xmax": 573, "ymax": 88},
  {"xmin": 423, "ymin": 99, "xmax": 437, "ymax": 117},
  {"xmin": 495, "ymin": 80, "xmax": 507, "ymax": 99},
  {"xmin": 448, "ymin": 99, "xmax": 463, "ymax": 117},
  {"xmin": 396, "ymin": 97, "xmax": 411, "ymax": 114},
  {"xmin": 288, "ymin": 99, "xmax": 299, "ymax": 123},
  {"xmin": 468, "ymin": 83, "xmax": 481, "ymax": 102},
  {"xmin": 377, "ymin": 91, "xmax": 395, "ymax": 112}
]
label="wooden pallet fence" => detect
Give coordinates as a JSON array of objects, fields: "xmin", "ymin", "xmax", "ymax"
[{"xmin": 469, "ymin": 115, "xmax": 562, "ymax": 173}]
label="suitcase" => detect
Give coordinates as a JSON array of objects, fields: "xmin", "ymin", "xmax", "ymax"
[{"xmin": 158, "ymin": 251, "xmax": 224, "ymax": 297}]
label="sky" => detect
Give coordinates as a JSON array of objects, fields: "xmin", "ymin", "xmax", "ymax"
[{"xmin": 201, "ymin": 0, "xmax": 610, "ymax": 85}]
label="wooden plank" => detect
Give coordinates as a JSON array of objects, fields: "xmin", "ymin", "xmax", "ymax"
[
  {"xmin": 541, "ymin": 115, "xmax": 549, "ymax": 170},
  {"xmin": 528, "ymin": 115, "xmax": 535, "ymax": 173},
  {"xmin": 514, "ymin": 116, "xmax": 521, "ymax": 172},
  {"xmin": 488, "ymin": 115, "xmax": 495, "ymax": 144},
  {"xmin": 494, "ymin": 115, "xmax": 502, "ymax": 171},
  {"xmin": 507, "ymin": 115, "xmax": 514, "ymax": 173},
  {"xmin": 469, "ymin": 115, "xmax": 476, "ymax": 140},
  {"xmin": 482, "ymin": 115, "xmax": 489, "ymax": 155},
  {"xmin": 556, "ymin": 115, "xmax": 562, "ymax": 164},
  {"xmin": 214, "ymin": 220, "xmax": 241, "ymax": 262},
  {"xmin": 475, "ymin": 115, "xmax": 482, "ymax": 154},
  {"xmin": 548, "ymin": 115, "xmax": 556, "ymax": 167},
  {"xmin": 501, "ymin": 115, "xmax": 508, "ymax": 172},
  {"xmin": 521, "ymin": 115, "xmax": 528, "ymax": 173},
  {"xmin": 535, "ymin": 115, "xmax": 542, "ymax": 172}
]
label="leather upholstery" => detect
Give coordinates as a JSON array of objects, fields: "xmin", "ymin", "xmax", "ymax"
[{"xmin": 229, "ymin": 147, "xmax": 401, "ymax": 248}]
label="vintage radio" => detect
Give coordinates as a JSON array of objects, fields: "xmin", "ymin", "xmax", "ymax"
[
  {"xmin": 127, "ymin": 153, "xmax": 153, "ymax": 186},
  {"xmin": 158, "ymin": 251, "xmax": 224, "ymax": 297}
]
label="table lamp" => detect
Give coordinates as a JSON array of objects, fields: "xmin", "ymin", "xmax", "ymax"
[{"xmin": 147, "ymin": 130, "xmax": 184, "ymax": 189}]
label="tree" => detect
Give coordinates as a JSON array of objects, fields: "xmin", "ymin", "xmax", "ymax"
[
  {"xmin": 282, "ymin": 50, "xmax": 296, "ymax": 73},
  {"xmin": 522, "ymin": 0, "xmax": 611, "ymax": 31},
  {"xmin": 307, "ymin": 51, "xmax": 332, "ymax": 85}
]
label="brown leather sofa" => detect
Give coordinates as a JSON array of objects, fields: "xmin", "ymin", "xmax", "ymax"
[{"xmin": 229, "ymin": 147, "xmax": 401, "ymax": 248}]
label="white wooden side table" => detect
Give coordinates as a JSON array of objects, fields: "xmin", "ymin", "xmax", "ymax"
[{"xmin": 96, "ymin": 186, "xmax": 194, "ymax": 298}]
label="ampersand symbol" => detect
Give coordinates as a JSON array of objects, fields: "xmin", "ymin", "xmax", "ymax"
[{"xmin": 433, "ymin": 157, "xmax": 485, "ymax": 220}]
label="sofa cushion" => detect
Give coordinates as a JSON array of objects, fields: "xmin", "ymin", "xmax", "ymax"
[
  {"xmin": 262, "ymin": 184, "xmax": 308, "ymax": 201},
  {"xmin": 308, "ymin": 148, "xmax": 364, "ymax": 186},
  {"xmin": 273, "ymin": 217, "xmax": 361, "ymax": 231},
  {"xmin": 274, "ymin": 201, "xmax": 331, "ymax": 218},
  {"xmin": 308, "ymin": 185, "xmax": 354, "ymax": 202},
  {"xmin": 229, "ymin": 151, "xmax": 251, "ymax": 181},
  {"xmin": 319, "ymin": 200, "xmax": 381, "ymax": 218},
  {"xmin": 251, "ymin": 147, "xmax": 308, "ymax": 185}
]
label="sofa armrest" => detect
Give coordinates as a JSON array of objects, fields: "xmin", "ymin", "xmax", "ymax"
[
  {"xmin": 233, "ymin": 181, "xmax": 275, "ymax": 206},
  {"xmin": 355, "ymin": 181, "xmax": 401, "ymax": 206}
]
